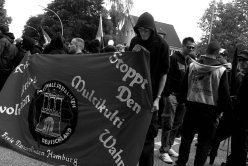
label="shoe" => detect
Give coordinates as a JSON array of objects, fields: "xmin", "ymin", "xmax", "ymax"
[
  {"xmin": 159, "ymin": 152, "xmax": 173, "ymax": 164},
  {"xmin": 168, "ymin": 148, "xmax": 179, "ymax": 157}
]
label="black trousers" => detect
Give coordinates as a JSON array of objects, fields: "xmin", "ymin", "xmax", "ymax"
[
  {"xmin": 139, "ymin": 137, "xmax": 154, "ymax": 166},
  {"xmin": 225, "ymin": 125, "xmax": 247, "ymax": 166},
  {"xmin": 0, "ymin": 70, "xmax": 12, "ymax": 91},
  {"xmin": 139, "ymin": 113, "xmax": 158, "ymax": 166},
  {"xmin": 209, "ymin": 112, "xmax": 234, "ymax": 164},
  {"xmin": 176, "ymin": 108, "xmax": 218, "ymax": 166}
]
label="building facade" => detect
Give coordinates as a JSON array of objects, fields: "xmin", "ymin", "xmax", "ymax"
[{"xmin": 115, "ymin": 15, "xmax": 182, "ymax": 54}]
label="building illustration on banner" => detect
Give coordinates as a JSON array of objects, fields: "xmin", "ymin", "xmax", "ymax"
[
  {"xmin": 28, "ymin": 80, "xmax": 78, "ymax": 146},
  {"xmin": 35, "ymin": 92, "xmax": 65, "ymax": 137}
]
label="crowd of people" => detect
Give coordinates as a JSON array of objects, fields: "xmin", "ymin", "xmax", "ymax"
[
  {"xmin": 0, "ymin": 23, "xmax": 128, "ymax": 92},
  {"xmin": 128, "ymin": 12, "xmax": 247, "ymax": 166},
  {"xmin": 0, "ymin": 11, "xmax": 247, "ymax": 166}
]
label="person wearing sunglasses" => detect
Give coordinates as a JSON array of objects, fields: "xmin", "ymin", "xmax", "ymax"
[
  {"xmin": 175, "ymin": 41, "xmax": 232, "ymax": 166},
  {"xmin": 129, "ymin": 12, "xmax": 170, "ymax": 166},
  {"xmin": 183, "ymin": 40, "xmax": 197, "ymax": 60},
  {"xmin": 158, "ymin": 37, "xmax": 195, "ymax": 164}
]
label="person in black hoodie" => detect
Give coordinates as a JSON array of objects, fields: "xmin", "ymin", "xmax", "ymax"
[
  {"xmin": 22, "ymin": 36, "xmax": 42, "ymax": 54},
  {"xmin": 159, "ymin": 37, "xmax": 196, "ymax": 164},
  {"xmin": 129, "ymin": 12, "xmax": 170, "ymax": 166},
  {"xmin": 175, "ymin": 41, "xmax": 232, "ymax": 166},
  {"xmin": 42, "ymin": 35, "xmax": 67, "ymax": 54},
  {"xmin": 224, "ymin": 50, "xmax": 248, "ymax": 166},
  {"xmin": 0, "ymin": 24, "xmax": 19, "ymax": 91}
]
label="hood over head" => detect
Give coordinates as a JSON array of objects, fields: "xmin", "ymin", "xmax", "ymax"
[
  {"xmin": 0, "ymin": 32, "xmax": 15, "ymax": 44},
  {"xmin": 134, "ymin": 12, "xmax": 157, "ymax": 38},
  {"xmin": 5, "ymin": 32, "xmax": 15, "ymax": 41},
  {"xmin": 50, "ymin": 35, "xmax": 65, "ymax": 49},
  {"xmin": 22, "ymin": 36, "xmax": 35, "ymax": 51}
]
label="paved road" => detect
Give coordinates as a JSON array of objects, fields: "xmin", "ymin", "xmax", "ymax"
[
  {"xmin": 0, "ymin": 129, "xmax": 229, "ymax": 166},
  {"xmin": 153, "ymin": 129, "xmax": 228, "ymax": 166},
  {"xmin": 0, "ymin": 139, "xmax": 52, "ymax": 166}
]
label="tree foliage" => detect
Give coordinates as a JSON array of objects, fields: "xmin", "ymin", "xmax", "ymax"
[
  {"xmin": 0, "ymin": 0, "xmax": 12, "ymax": 26},
  {"xmin": 24, "ymin": 16, "xmax": 43, "ymax": 40},
  {"xmin": 198, "ymin": 0, "xmax": 248, "ymax": 58},
  {"xmin": 108, "ymin": 0, "xmax": 133, "ymax": 33},
  {"xmin": 23, "ymin": 0, "xmax": 112, "ymax": 44}
]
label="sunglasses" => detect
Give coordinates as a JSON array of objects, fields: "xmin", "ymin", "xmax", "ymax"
[{"xmin": 186, "ymin": 46, "xmax": 195, "ymax": 50}]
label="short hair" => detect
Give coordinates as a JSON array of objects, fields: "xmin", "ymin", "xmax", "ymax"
[
  {"xmin": 182, "ymin": 37, "xmax": 195, "ymax": 45},
  {"xmin": 73, "ymin": 38, "xmax": 84, "ymax": 50},
  {"xmin": 206, "ymin": 41, "xmax": 221, "ymax": 55}
]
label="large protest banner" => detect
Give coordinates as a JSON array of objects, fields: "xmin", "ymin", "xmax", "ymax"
[{"xmin": 0, "ymin": 51, "xmax": 153, "ymax": 166}]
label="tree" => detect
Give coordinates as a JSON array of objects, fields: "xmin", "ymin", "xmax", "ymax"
[
  {"xmin": 108, "ymin": 0, "xmax": 133, "ymax": 34},
  {"xmin": 23, "ymin": 0, "xmax": 111, "ymax": 44},
  {"xmin": 0, "ymin": 0, "xmax": 12, "ymax": 26},
  {"xmin": 23, "ymin": 15, "xmax": 43, "ymax": 41},
  {"xmin": 198, "ymin": 0, "xmax": 248, "ymax": 58}
]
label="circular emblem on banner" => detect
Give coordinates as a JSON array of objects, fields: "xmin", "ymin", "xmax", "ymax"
[{"xmin": 28, "ymin": 80, "xmax": 78, "ymax": 147}]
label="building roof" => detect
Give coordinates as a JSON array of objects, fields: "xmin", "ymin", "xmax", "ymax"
[{"xmin": 130, "ymin": 15, "xmax": 182, "ymax": 49}]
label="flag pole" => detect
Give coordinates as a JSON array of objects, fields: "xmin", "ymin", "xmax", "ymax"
[
  {"xmin": 39, "ymin": 5, "xmax": 64, "ymax": 36},
  {"xmin": 208, "ymin": 1, "xmax": 215, "ymax": 44}
]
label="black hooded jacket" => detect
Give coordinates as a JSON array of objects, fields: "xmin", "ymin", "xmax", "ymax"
[
  {"xmin": 163, "ymin": 51, "xmax": 187, "ymax": 96},
  {"xmin": 0, "ymin": 33, "xmax": 18, "ymax": 69},
  {"xmin": 129, "ymin": 12, "xmax": 170, "ymax": 98},
  {"xmin": 43, "ymin": 35, "xmax": 67, "ymax": 54},
  {"xmin": 22, "ymin": 36, "xmax": 42, "ymax": 54}
]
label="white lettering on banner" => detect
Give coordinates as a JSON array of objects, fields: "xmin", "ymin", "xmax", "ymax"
[
  {"xmin": 1, "ymin": 131, "xmax": 46, "ymax": 157},
  {"xmin": 72, "ymin": 76, "xmax": 125, "ymax": 129},
  {"xmin": 40, "ymin": 82, "xmax": 77, "ymax": 108},
  {"xmin": 116, "ymin": 86, "xmax": 141, "ymax": 114},
  {"xmin": 14, "ymin": 60, "xmax": 29, "ymax": 74},
  {"xmin": 46, "ymin": 150, "xmax": 78, "ymax": 166},
  {"xmin": 99, "ymin": 129, "xmax": 125, "ymax": 166},
  {"xmin": 0, "ymin": 95, "xmax": 30, "ymax": 115},
  {"xmin": 15, "ymin": 140, "xmax": 45, "ymax": 156},
  {"xmin": 109, "ymin": 52, "xmax": 148, "ymax": 90},
  {"xmin": 21, "ymin": 76, "xmax": 37, "ymax": 96},
  {"xmin": 15, "ymin": 140, "xmax": 78, "ymax": 166},
  {"xmin": 41, "ymin": 128, "xmax": 72, "ymax": 145},
  {"xmin": 1, "ymin": 131, "xmax": 79, "ymax": 165},
  {"xmin": 2, "ymin": 132, "xmax": 14, "ymax": 144}
]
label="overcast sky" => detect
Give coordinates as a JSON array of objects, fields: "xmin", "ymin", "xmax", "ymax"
[{"xmin": 5, "ymin": 0, "xmax": 231, "ymax": 42}]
